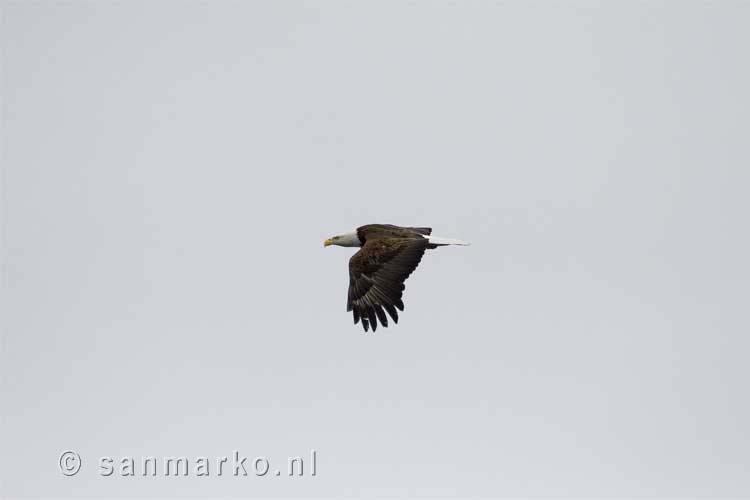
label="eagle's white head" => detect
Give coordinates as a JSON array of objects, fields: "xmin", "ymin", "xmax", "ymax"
[{"xmin": 324, "ymin": 231, "xmax": 362, "ymax": 248}]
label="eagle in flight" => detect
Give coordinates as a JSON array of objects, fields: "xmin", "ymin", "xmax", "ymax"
[{"xmin": 324, "ymin": 224, "xmax": 469, "ymax": 332}]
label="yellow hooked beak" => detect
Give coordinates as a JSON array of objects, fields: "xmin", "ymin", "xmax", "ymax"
[{"xmin": 324, "ymin": 238, "xmax": 333, "ymax": 247}]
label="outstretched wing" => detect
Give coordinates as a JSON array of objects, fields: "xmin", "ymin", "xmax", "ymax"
[{"xmin": 347, "ymin": 238, "xmax": 428, "ymax": 332}]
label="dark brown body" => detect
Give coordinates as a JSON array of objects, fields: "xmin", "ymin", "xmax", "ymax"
[{"xmin": 347, "ymin": 224, "xmax": 436, "ymax": 332}]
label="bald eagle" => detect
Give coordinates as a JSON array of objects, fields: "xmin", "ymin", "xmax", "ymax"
[{"xmin": 324, "ymin": 224, "xmax": 469, "ymax": 332}]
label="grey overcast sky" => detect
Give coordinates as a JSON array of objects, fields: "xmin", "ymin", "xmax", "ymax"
[{"xmin": 2, "ymin": 1, "xmax": 749, "ymax": 498}]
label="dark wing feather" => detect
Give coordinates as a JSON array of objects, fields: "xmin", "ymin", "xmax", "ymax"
[{"xmin": 347, "ymin": 238, "xmax": 428, "ymax": 332}]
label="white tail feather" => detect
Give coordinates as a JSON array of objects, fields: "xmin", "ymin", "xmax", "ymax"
[{"xmin": 424, "ymin": 235, "xmax": 470, "ymax": 246}]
